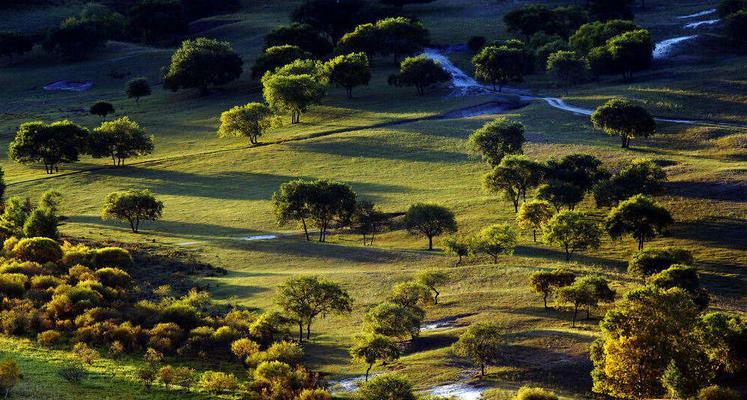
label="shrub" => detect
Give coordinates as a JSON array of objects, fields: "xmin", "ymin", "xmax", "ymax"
[
  {"xmin": 0, "ymin": 307, "xmax": 32, "ymax": 334},
  {"xmin": 0, "ymin": 360, "xmax": 21, "ymax": 396},
  {"xmin": 231, "ymin": 338, "xmax": 260, "ymax": 362},
  {"xmin": 249, "ymin": 340, "xmax": 303, "ymax": 366},
  {"xmin": 515, "ymin": 386, "xmax": 558, "ymax": 400},
  {"xmin": 2, "ymin": 237, "xmax": 19, "ymax": 258},
  {"xmin": 109, "ymin": 341, "xmax": 125, "ymax": 358},
  {"xmin": 73, "ymin": 342, "xmax": 99, "ymax": 365},
  {"xmin": 148, "ymin": 322, "xmax": 184, "ymax": 354},
  {"xmin": 2, "ymin": 261, "xmax": 43, "ymax": 276},
  {"xmin": 299, "ymin": 388, "xmax": 333, "ymax": 400},
  {"xmin": 0, "ymin": 273, "xmax": 27, "ymax": 298},
  {"xmin": 94, "ymin": 267, "xmax": 132, "ymax": 288},
  {"xmin": 13, "ymin": 237, "xmax": 63, "ymax": 263},
  {"xmin": 628, "ymin": 247, "xmax": 694, "ymax": 277},
  {"xmin": 198, "ymin": 370, "xmax": 239, "ymax": 393},
  {"xmin": 68, "ymin": 265, "xmax": 96, "ymax": 283},
  {"xmin": 37, "ymin": 330, "xmax": 62, "ymax": 346},
  {"xmin": 93, "ymin": 247, "xmax": 132, "ymax": 269},
  {"xmin": 58, "ymin": 363, "xmax": 86, "ymax": 384},
  {"xmin": 61, "ymin": 243, "xmax": 95, "ymax": 267},
  {"xmin": 697, "ymin": 386, "xmax": 740, "ymax": 400},
  {"xmin": 160, "ymin": 303, "xmax": 200, "ymax": 330}
]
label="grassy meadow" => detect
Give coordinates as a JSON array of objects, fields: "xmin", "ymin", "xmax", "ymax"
[{"xmin": 0, "ymin": 0, "xmax": 745, "ymax": 398}]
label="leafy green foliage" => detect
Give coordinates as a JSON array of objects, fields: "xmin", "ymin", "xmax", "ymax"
[
  {"xmin": 388, "ymin": 55, "xmax": 450, "ymax": 95},
  {"xmin": 125, "ymin": 77, "xmax": 151, "ymax": 103},
  {"xmin": 325, "ymin": 52, "xmax": 371, "ymax": 98},
  {"xmin": 350, "ymin": 334, "xmax": 400, "ymax": 380},
  {"xmin": 252, "ymin": 45, "xmax": 312, "ymax": 80},
  {"xmin": 452, "ymin": 322, "xmax": 505, "ymax": 376},
  {"xmin": 528, "ymin": 269, "xmax": 575, "ymax": 309},
  {"xmin": 469, "ymin": 223, "xmax": 518, "ymax": 263},
  {"xmin": 593, "ymin": 158, "xmax": 666, "ymax": 207},
  {"xmin": 483, "ymin": 155, "xmax": 543, "ymax": 212},
  {"xmin": 627, "ymin": 247, "xmax": 694, "ymax": 277},
  {"xmin": 404, "ymin": 203, "xmax": 457, "ymax": 250},
  {"xmin": 101, "ymin": 189, "xmax": 164, "ymax": 233},
  {"xmin": 275, "ymin": 275, "xmax": 352, "ymax": 341},
  {"xmin": 356, "ymin": 374, "xmax": 417, "ymax": 400},
  {"xmin": 364, "ymin": 302, "xmax": 422, "ymax": 341},
  {"xmin": 544, "ymin": 211, "xmax": 602, "ymax": 260},
  {"xmin": 517, "ymin": 200, "xmax": 554, "ymax": 242},
  {"xmin": 9, "ymin": 120, "xmax": 89, "ymax": 174},
  {"xmin": 472, "ymin": 45, "xmax": 524, "ymax": 91},
  {"xmin": 163, "ymin": 38, "xmax": 243, "ymax": 95},
  {"xmin": 547, "ymin": 50, "xmax": 588, "ymax": 93},
  {"xmin": 218, "ymin": 102, "xmax": 276, "ymax": 145},
  {"xmin": 467, "ymin": 118, "xmax": 526, "ymax": 167},
  {"xmin": 605, "ymin": 194, "xmax": 673, "ymax": 250},
  {"xmin": 591, "ymin": 98, "xmax": 656, "ymax": 148},
  {"xmin": 90, "ymin": 117, "xmax": 154, "ymax": 166},
  {"xmin": 265, "ymin": 23, "xmax": 333, "ymax": 57}
]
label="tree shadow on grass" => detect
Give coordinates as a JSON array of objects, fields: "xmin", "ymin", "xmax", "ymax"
[
  {"xmin": 214, "ymin": 237, "xmax": 426, "ymax": 265},
  {"xmin": 68, "ymin": 214, "xmax": 256, "ymax": 237},
  {"xmin": 293, "ymin": 136, "xmax": 469, "ymax": 163},
  {"xmin": 668, "ymin": 217, "xmax": 747, "ymax": 251},
  {"xmin": 665, "ymin": 181, "xmax": 747, "ymax": 202},
  {"xmin": 515, "ymin": 245, "xmax": 628, "ymax": 270},
  {"xmin": 407, "ymin": 333, "xmax": 459, "ymax": 354},
  {"xmin": 94, "ymin": 167, "xmax": 410, "ymax": 201}
]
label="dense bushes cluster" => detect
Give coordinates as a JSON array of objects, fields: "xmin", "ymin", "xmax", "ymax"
[{"xmin": 0, "ymin": 236, "xmax": 331, "ymax": 397}]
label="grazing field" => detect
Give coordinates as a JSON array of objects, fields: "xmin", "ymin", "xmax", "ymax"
[{"xmin": 0, "ymin": 0, "xmax": 745, "ymax": 399}]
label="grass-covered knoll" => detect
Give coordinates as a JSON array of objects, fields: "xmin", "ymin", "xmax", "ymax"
[{"xmin": 0, "ymin": 0, "xmax": 745, "ymax": 398}]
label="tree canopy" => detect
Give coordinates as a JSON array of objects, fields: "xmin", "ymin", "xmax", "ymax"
[
  {"xmin": 325, "ymin": 52, "xmax": 371, "ymax": 98},
  {"xmin": 605, "ymin": 194, "xmax": 673, "ymax": 250},
  {"xmin": 591, "ymin": 98, "xmax": 656, "ymax": 148},
  {"xmin": 218, "ymin": 103, "xmax": 277, "ymax": 145},
  {"xmin": 469, "ymin": 223, "xmax": 518, "ymax": 264},
  {"xmin": 102, "ymin": 189, "xmax": 164, "ymax": 233},
  {"xmin": 482, "ymin": 154, "xmax": 544, "ymax": 212},
  {"xmin": 404, "ymin": 203, "xmax": 458, "ymax": 250},
  {"xmin": 9, "ymin": 120, "xmax": 89, "ymax": 174},
  {"xmin": 466, "ymin": 118, "xmax": 526, "ymax": 167},
  {"xmin": 472, "ymin": 45, "xmax": 524, "ymax": 91},
  {"xmin": 275, "ymin": 275, "xmax": 352, "ymax": 342},
  {"xmin": 388, "ymin": 55, "xmax": 450, "ymax": 95},
  {"xmin": 163, "ymin": 38, "xmax": 243, "ymax": 95},
  {"xmin": 593, "ymin": 158, "xmax": 666, "ymax": 207},
  {"xmin": 126, "ymin": 77, "xmax": 151, "ymax": 103},
  {"xmin": 265, "ymin": 23, "xmax": 333, "ymax": 57},
  {"xmin": 544, "ymin": 210, "xmax": 602, "ymax": 260},
  {"xmin": 252, "ymin": 45, "xmax": 312, "ymax": 80},
  {"xmin": 452, "ymin": 322, "xmax": 505, "ymax": 376},
  {"xmin": 90, "ymin": 116, "xmax": 154, "ymax": 166}
]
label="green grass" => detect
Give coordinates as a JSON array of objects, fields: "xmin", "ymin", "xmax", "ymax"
[{"xmin": 0, "ymin": 0, "xmax": 745, "ymax": 398}]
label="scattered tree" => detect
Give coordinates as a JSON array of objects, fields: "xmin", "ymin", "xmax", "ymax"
[
  {"xmin": 388, "ymin": 55, "xmax": 450, "ymax": 95},
  {"xmin": 537, "ymin": 181, "xmax": 586, "ymax": 211},
  {"xmin": 375, "ymin": 17, "xmax": 429, "ymax": 63},
  {"xmin": 404, "ymin": 203, "xmax": 458, "ymax": 250},
  {"xmin": 273, "ymin": 179, "xmax": 314, "ymax": 241},
  {"xmin": 452, "ymin": 322, "xmax": 505, "ymax": 377},
  {"xmin": 126, "ymin": 77, "xmax": 151, "ymax": 103},
  {"xmin": 591, "ymin": 98, "xmax": 656, "ymax": 148},
  {"xmin": 517, "ymin": 200, "xmax": 554, "ymax": 242},
  {"xmin": 593, "ymin": 158, "xmax": 666, "ymax": 207},
  {"xmin": 163, "ymin": 38, "xmax": 243, "ymax": 95},
  {"xmin": 90, "ymin": 116, "xmax": 154, "ymax": 166},
  {"xmin": 126, "ymin": 0, "xmax": 187, "ymax": 43},
  {"xmin": 275, "ymin": 275, "xmax": 352, "ymax": 342},
  {"xmin": 0, "ymin": 359, "xmax": 20, "ymax": 398},
  {"xmin": 102, "ymin": 189, "xmax": 164, "ymax": 233},
  {"xmin": 442, "ymin": 235, "xmax": 470, "ymax": 265},
  {"xmin": 336, "ymin": 23, "xmax": 381, "ymax": 60},
  {"xmin": 591, "ymin": 286, "xmax": 711, "ymax": 399},
  {"xmin": 482, "ymin": 155, "xmax": 544, "ymax": 212},
  {"xmin": 606, "ymin": 29, "xmax": 654, "ymax": 80},
  {"xmin": 627, "ymin": 247, "xmax": 693, "ymax": 277},
  {"xmin": 528, "ymin": 269, "xmax": 576, "ymax": 309},
  {"xmin": 469, "ymin": 223, "xmax": 518, "ymax": 264},
  {"xmin": 356, "ymin": 374, "xmax": 417, "ymax": 400},
  {"xmin": 252, "ymin": 45, "xmax": 311, "ymax": 80},
  {"xmin": 325, "ymin": 52, "xmax": 371, "ymax": 98},
  {"xmin": 43, "ymin": 17, "xmax": 107, "ymax": 60},
  {"xmin": 466, "ymin": 118, "xmax": 526, "ymax": 167},
  {"xmin": 9, "ymin": 120, "xmax": 90, "ymax": 174},
  {"xmin": 352, "ymin": 200, "xmax": 386, "ymax": 246},
  {"xmin": 605, "ymin": 194, "xmax": 673, "ymax": 250},
  {"xmin": 350, "ymin": 334, "xmax": 400, "ymax": 381},
  {"xmin": 415, "ymin": 269, "xmax": 449, "ymax": 304},
  {"xmin": 364, "ymin": 302, "xmax": 422, "ymax": 341},
  {"xmin": 472, "ymin": 45, "xmax": 524, "ymax": 91},
  {"xmin": 547, "ymin": 50, "xmax": 588, "ymax": 94},
  {"xmin": 218, "ymin": 103, "xmax": 277, "ymax": 145},
  {"xmin": 544, "ymin": 211, "xmax": 602, "ymax": 261},
  {"xmin": 265, "ymin": 23, "xmax": 333, "ymax": 57},
  {"xmin": 570, "ymin": 20, "xmax": 640, "ymax": 55},
  {"xmin": 650, "ymin": 265, "xmax": 709, "ymax": 309},
  {"xmin": 90, "ymin": 101, "xmax": 115, "ymax": 118},
  {"xmin": 262, "ymin": 69, "xmax": 327, "ymax": 124},
  {"xmin": 389, "ymin": 281, "xmax": 432, "ymax": 309},
  {"xmin": 515, "ymin": 387, "xmax": 559, "ymax": 400}
]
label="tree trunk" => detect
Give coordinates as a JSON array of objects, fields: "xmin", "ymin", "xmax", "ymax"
[
  {"xmin": 298, "ymin": 322, "xmax": 304, "ymax": 342},
  {"xmin": 347, "ymin": 87, "xmax": 353, "ymax": 99},
  {"xmin": 129, "ymin": 218, "xmax": 136, "ymax": 233},
  {"xmin": 543, "ymin": 293, "xmax": 548, "ymax": 309},
  {"xmin": 301, "ymin": 218, "xmax": 310, "ymax": 241},
  {"xmin": 564, "ymin": 244, "xmax": 571, "ymax": 261},
  {"xmin": 492, "ymin": 253, "xmax": 498, "ymax": 264},
  {"xmin": 433, "ymin": 288, "xmax": 440, "ymax": 304},
  {"xmin": 638, "ymin": 237, "xmax": 644, "ymax": 251},
  {"xmin": 572, "ymin": 304, "xmax": 578, "ymax": 327},
  {"xmin": 427, "ymin": 235, "xmax": 433, "ymax": 250},
  {"xmin": 306, "ymin": 322, "xmax": 311, "ymax": 340},
  {"xmin": 533, "ymin": 229, "xmax": 537, "ymax": 242},
  {"xmin": 365, "ymin": 364, "xmax": 372, "ymax": 381},
  {"xmin": 480, "ymin": 364, "xmax": 486, "ymax": 377},
  {"xmin": 512, "ymin": 198, "xmax": 519, "ymax": 213}
]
